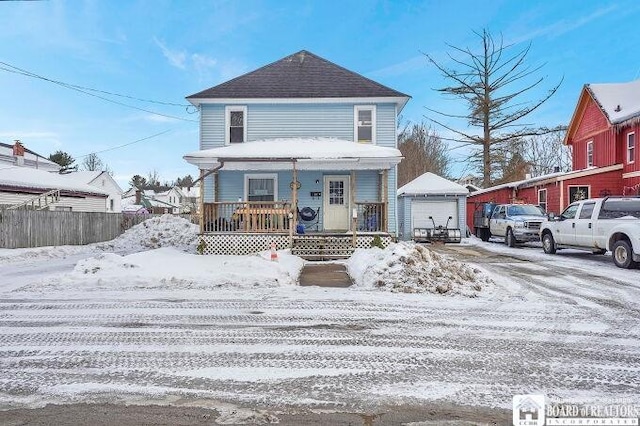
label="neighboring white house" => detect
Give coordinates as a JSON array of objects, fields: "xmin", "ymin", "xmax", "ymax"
[
  {"xmin": 61, "ymin": 171, "xmax": 123, "ymax": 213},
  {"xmin": 121, "ymin": 190, "xmax": 180, "ymax": 214},
  {"xmin": 0, "ymin": 166, "xmax": 109, "ymax": 211},
  {"xmin": 154, "ymin": 187, "xmax": 183, "ymax": 211},
  {"xmin": 397, "ymin": 172, "xmax": 469, "ymax": 241},
  {"xmin": 0, "ymin": 141, "xmax": 61, "ymax": 172},
  {"xmin": 0, "ymin": 141, "xmax": 109, "ymax": 211},
  {"xmin": 177, "ymin": 185, "xmax": 200, "ymax": 213}
]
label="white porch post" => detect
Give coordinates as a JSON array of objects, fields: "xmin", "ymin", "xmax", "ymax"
[
  {"xmin": 199, "ymin": 169, "xmax": 205, "ymax": 234},
  {"xmin": 382, "ymin": 169, "xmax": 389, "ymax": 232},
  {"xmin": 290, "ymin": 161, "xmax": 297, "ymax": 246}
]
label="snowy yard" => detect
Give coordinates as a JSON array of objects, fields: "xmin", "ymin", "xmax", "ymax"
[{"xmin": 0, "ymin": 216, "xmax": 639, "ymax": 422}]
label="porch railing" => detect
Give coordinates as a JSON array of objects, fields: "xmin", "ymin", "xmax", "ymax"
[
  {"xmin": 201, "ymin": 201, "xmax": 386, "ymax": 234},
  {"xmin": 355, "ymin": 202, "xmax": 385, "ymax": 232},
  {"xmin": 202, "ymin": 201, "xmax": 292, "ymax": 233}
]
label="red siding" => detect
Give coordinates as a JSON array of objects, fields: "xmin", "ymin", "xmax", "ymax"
[
  {"xmin": 623, "ymin": 175, "xmax": 640, "ymax": 195},
  {"xmin": 466, "ymin": 169, "xmax": 625, "ymax": 230},
  {"xmin": 574, "ymin": 97, "xmax": 609, "ymax": 141},
  {"xmin": 621, "ymin": 123, "xmax": 640, "ymax": 175},
  {"xmin": 562, "ymin": 170, "xmax": 623, "ymax": 207},
  {"xmin": 569, "ymin": 95, "xmax": 617, "ymax": 170},
  {"xmin": 466, "ymin": 188, "xmax": 513, "ymax": 232}
]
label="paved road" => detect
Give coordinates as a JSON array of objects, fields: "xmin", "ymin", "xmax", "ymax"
[{"xmin": 0, "ymin": 243, "xmax": 639, "ymax": 424}]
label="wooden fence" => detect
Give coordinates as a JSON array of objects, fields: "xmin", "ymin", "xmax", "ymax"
[{"xmin": 0, "ymin": 210, "xmax": 196, "ymax": 249}]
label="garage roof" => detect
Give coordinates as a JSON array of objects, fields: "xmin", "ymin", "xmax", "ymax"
[{"xmin": 397, "ymin": 172, "xmax": 468, "ymax": 196}]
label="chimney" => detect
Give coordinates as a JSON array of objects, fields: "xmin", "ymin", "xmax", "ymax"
[
  {"xmin": 13, "ymin": 140, "xmax": 25, "ymax": 166},
  {"xmin": 135, "ymin": 190, "xmax": 142, "ymax": 205}
]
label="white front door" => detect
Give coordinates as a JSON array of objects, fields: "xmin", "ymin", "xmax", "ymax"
[{"xmin": 323, "ymin": 175, "xmax": 350, "ymax": 231}]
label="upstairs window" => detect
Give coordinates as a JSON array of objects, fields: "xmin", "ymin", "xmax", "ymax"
[
  {"xmin": 226, "ymin": 106, "xmax": 247, "ymax": 144},
  {"xmin": 627, "ymin": 132, "xmax": 635, "ymax": 164},
  {"xmin": 354, "ymin": 105, "xmax": 376, "ymax": 143},
  {"xmin": 586, "ymin": 140, "xmax": 594, "ymax": 167}
]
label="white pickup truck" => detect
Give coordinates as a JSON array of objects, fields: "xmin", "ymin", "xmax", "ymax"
[
  {"xmin": 473, "ymin": 203, "xmax": 546, "ymax": 247},
  {"xmin": 539, "ymin": 197, "xmax": 640, "ymax": 269}
]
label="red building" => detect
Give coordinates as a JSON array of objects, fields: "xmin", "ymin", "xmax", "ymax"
[{"xmin": 467, "ymin": 80, "xmax": 640, "ymax": 232}]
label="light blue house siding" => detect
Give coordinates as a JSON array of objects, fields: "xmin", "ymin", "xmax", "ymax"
[
  {"xmin": 200, "ymin": 102, "xmax": 399, "ymax": 234},
  {"xmin": 199, "ymin": 103, "xmax": 397, "ymax": 149},
  {"xmin": 397, "ymin": 195, "xmax": 467, "ymax": 241}
]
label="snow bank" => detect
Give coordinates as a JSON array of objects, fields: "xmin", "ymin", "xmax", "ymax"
[
  {"xmin": 17, "ymin": 247, "xmax": 304, "ymax": 293},
  {"xmin": 0, "ymin": 245, "xmax": 95, "ymax": 265},
  {"xmin": 347, "ymin": 242, "xmax": 493, "ymax": 297},
  {"xmin": 98, "ymin": 215, "xmax": 199, "ymax": 254}
]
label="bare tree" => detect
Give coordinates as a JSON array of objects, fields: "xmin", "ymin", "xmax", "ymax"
[
  {"xmin": 425, "ymin": 29, "xmax": 563, "ymax": 187},
  {"xmin": 82, "ymin": 153, "xmax": 104, "ymax": 171},
  {"xmin": 398, "ymin": 122, "xmax": 451, "ymax": 187},
  {"xmin": 524, "ymin": 126, "xmax": 572, "ymax": 177},
  {"xmin": 492, "ymin": 139, "xmax": 530, "ymax": 185}
]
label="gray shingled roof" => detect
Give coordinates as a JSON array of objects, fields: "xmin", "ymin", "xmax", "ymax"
[{"xmin": 187, "ymin": 50, "xmax": 410, "ymax": 102}]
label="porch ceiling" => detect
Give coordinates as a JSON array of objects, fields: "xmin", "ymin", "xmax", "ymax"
[{"xmin": 183, "ymin": 137, "xmax": 403, "ymax": 171}]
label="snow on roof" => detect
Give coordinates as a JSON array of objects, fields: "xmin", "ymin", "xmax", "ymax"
[
  {"xmin": 588, "ymin": 80, "xmax": 640, "ymax": 124},
  {"xmin": 62, "ymin": 171, "xmax": 102, "ymax": 184},
  {"xmin": 0, "ymin": 166, "xmax": 109, "ymax": 195},
  {"xmin": 178, "ymin": 186, "xmax": 200, "ymax": 198},
  {"xmin": 183, "ymin": 138, "xmax": 403, "ymax": 170},
  {"xmin": 468, "ymin": 170, "xmax": 568, "ymax": 197},
  {"xmin": 397, "ymin": 172, "xmax": 468, "ymax": 196},
  {"xmin": 0, "ymin": 143, "xmax": 60, "ymax": 169}
]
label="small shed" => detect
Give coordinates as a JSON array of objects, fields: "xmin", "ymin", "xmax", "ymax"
[{"xmin": 397, "ymin": 172, "xmax": 469, "ymax": 241}]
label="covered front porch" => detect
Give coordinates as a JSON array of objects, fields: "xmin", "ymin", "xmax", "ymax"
[{"xmin": 184, "ymin": 138, "xmax": 401, "ymax": 256}]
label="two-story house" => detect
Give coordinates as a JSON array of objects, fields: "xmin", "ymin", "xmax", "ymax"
[
  {"xmin": 465, "ymin": 79, "xmax": 640, "ymax": 232},
  {"xmin": 183, "ymin": 50, "xmax": 410, "ymax": 256}
]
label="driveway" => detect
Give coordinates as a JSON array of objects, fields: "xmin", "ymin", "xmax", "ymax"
[{"xmin": 0, "ymin": 241, "xmax": 638, "ymax": 425}]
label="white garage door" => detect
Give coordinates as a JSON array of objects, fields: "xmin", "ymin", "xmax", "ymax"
[{"xmin": 411, "ymin": 200, "xmax": 458, "ymax": 229}]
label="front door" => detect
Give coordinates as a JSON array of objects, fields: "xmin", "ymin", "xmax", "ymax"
[{"xmin": 323, "ymin": 175, "xmax": 350, "ymax": 231}]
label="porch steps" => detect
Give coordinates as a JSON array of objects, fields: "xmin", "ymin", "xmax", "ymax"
[{"xmin": 291, "ymin": 235, "xmax": 355, "ymax": 261}]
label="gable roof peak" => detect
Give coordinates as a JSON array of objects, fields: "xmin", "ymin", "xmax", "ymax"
[{"xmin": 186, "ymin": 50, "xmax": 410, "ymax": 110}]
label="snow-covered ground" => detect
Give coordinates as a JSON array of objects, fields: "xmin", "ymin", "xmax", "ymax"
[{"xmin": 0, "ymin": 216, "xmax": 638, "ymax": 419}]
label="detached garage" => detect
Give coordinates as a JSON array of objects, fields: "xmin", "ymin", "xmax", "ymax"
[{"xmin": 397, "ymin": 172, "xmax": 469, "ymax": 241}]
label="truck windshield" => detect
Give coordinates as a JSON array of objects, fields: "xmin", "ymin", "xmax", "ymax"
[
  {"xmin": 507, "ymin": 205, "xmax": 545, "ymax": 216},
  {"xmin": 599, "ymin": 199, "xmax": 640, "ymax": 219}
]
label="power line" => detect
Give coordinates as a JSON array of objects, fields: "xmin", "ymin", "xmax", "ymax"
[
  {"xmin": 0, "ymin": 61, "xmax": 199, "ymax": 122},
  {"xmin": 76, "ymin": 129, "xmax": 172, "ymax": 158}
]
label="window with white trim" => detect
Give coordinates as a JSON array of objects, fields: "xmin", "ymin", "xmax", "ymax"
[
  {"xmin": 538, "ymin": 189, "xmax": 547, "ymax": 212},
  {"xmin": 627, "ymin": 132, "xmax": 635, "ymax": 164},
  {"xmin": 109, "ymin": 199, "xmax": 114, "ymax": 211},
  {"xmin": 244, "ymin": 174, "xmax": 277, "ymax": 202},
  {"xmin": 354, "ymin": 105, "xmax": 376, "ymax": 143},
  {"xmin": 569, "ymin": 185, "xmax": 590, "ymax": 202},
  {"xmin": 586, "ymin": 140, "xmax": 593, "ymax": 167},
  {"xmin": 225, "ymin": 106, "xmax": 247, "ymax": 144}
]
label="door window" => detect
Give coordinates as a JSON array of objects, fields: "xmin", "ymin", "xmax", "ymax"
[{"xmin": 329, "ymin": 181, "xmax": 345, "ymax": 205}]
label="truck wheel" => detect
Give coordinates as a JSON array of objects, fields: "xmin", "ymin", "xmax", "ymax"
[
  {"xmin": 542, "ymin": 232, "xmax": 556, "ymax": 254},
  {"xmin": 612, "ymin": 240, "xmax": 637, "ymax": 269},
  {"xmin": 480, "ymin": 228, "xmax": 490, "ymax": 242},
  {"xmin": 506, "ymin": 228, "xmax": 516, "ymax": 247}
]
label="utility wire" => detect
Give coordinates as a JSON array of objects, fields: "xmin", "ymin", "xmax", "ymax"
[
  {"xmin": 76, "ymin": 129, "xmax": 172, "ymax": 158},
  {"xmin": 0, "ymin": 61, "xmax": 199, "ymax": 122}
]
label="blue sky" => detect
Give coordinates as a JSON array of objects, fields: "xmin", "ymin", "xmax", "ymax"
[{"xmin": 1, "ymin": 0, "xmax": 640, "ymax": 189}]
